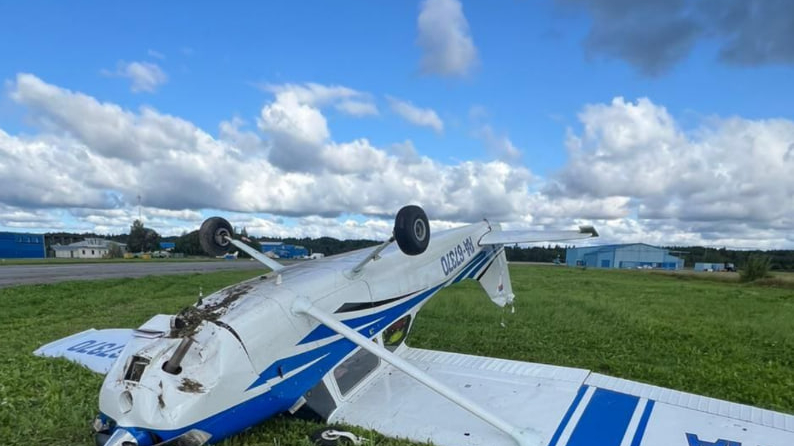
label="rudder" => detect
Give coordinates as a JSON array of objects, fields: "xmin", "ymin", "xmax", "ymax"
[{"xmin": 476, "ymin": 247, "xmax": 515, "ymax": 307}]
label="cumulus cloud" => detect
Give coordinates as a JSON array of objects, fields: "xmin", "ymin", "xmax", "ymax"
[
  {"xmin": 387, "ymin": 96, "xmax": 444, "ymax": 133},
  {"xmin": 4, "ymin": 74, "xmax": 794, "ymax": 248},
  {"xmin": 0, "ymin": 205, "xmax": 66, "ymax": 230},
  {"xmin": 260, "ymin": 83, "xmax": 377, "ymax": 117},
  {"xmin": 4, "ymin": 74, "xmax": 536, "ymax": 224},
  {"xmin": 474, "ymin": 125, "xmax": 523, "ymax": 163},
  {"xmin": 561, "ymin": 0, "xmax": 794, "ymax": 75},
  {"xmin": 103, "ymin": 61, "xmax": 168, "ymax": 92},
  {"xmin": 469, "ymin": 107, "xmax": 522, "ymax": 162},
  {"xmin": 417, "ymin": 0, "xmax": 478, "ymax": 77},
  {"xmin": 548, "ymin": 96, "xmax": 794, "ymax": 246},
  {"xmin": 256, "ymin": 83, "xmax": 380, "ymax": 170},
  {"xmin": 64, "ymin": 207, "xmax": 204, "ymax": 236}
]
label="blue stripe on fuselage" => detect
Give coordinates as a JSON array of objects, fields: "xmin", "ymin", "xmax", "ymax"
[
  {"xmin": 130, "ymin": 246, "xmax": 495, "ymax": 444},
  {"xmin": 299, "ymin": 248, "xmax": 492, "ymax": 345},
  {"xmin": 464, "ymin": 247, "xmax": 498, "ymax": 280},
  {"xmin": 251, "ymin": 283, "xmax": 444, "ymax": 390},
  {"xmin": 452, "ymin": 250, "xmax": 489, "ymax": 284}
]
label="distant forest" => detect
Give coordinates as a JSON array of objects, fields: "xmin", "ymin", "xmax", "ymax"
[{"xmin": 44, "ymin": 231, "xmax": 794, "ymax": 271}]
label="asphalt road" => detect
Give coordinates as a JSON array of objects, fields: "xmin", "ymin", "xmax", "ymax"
[{"xmin": 0, "ymin": 261, "xmax": 267, "ymax": 288}]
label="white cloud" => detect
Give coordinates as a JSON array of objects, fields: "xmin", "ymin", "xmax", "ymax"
[
  {"xmin": 103, "ymin": 61, "xmax": 168, "ymax": 93},
  {"xmin": 256, "ymin": 83, "xmax": 380, "ymax": 170},
  {"xmin": 5, "ymin": 74, "xmax": 534, "ymax": 224},
  {"xmin": 260, "ymin": 82, "xmax": 377, "ymax": 117},
  {"xmin": 417, "ymin": 0, "xmax": 478, "ymax": 77},
  {"xmin": 387, "ymin": 96, "xmax": 444, "ymax": 133},
  {"xmin": 547, "ymin": 96, "xmax": 794, "ymax": 247},
  {"xmin": 335, "ymin": 100, "xmax": 378, "ymax": 117},
  {"xmin": 259, "ymin": 90, "xmax": 331, "ymax": 146},
  {"xmin": 475, "ymin": 125, "xmax": 523, "ymax": 162},
  {"xmin": 64, "ymin": 207, "xmax": 204, "ymax": 236},
  {"xmin": 4, "ymin": 74, "xmax": 794, "ymax": 248},
  {"xmin": 0, "ymin": 205, "xmax": 66, "ymax": 230}
]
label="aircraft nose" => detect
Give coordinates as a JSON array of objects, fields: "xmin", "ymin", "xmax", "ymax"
[
  {"xmin": 102, "ymin": 427, "xmax": 151, "ymax": 446},
  {"xmin": 100, "ymin": 427, "xmax": 212, "ymax": 446}
]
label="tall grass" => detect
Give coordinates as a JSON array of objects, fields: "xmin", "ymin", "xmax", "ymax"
[
  {"xmin": 1, "ymin": 266, "xmax": 793, "ymax": 445},
  {"xmin": 740, "ymin": 255, "xmax": 772, "ymax": 282}
]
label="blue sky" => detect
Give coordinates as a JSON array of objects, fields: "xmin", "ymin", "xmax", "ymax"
[{"xmin": 1, "ymin": 1, "xmax": 793, "ymax": 247}]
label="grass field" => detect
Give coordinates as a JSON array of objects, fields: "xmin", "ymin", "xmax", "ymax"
[{"xmin": 1, "ymin": 266, "xmax": 792, "ymax": 446}]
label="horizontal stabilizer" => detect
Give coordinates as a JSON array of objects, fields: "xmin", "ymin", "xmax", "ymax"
[{"xmin": 479, "ymin": 226, "xmax": 598, "ymax": 245}]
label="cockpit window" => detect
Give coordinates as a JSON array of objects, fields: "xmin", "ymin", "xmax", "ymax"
[
  {"xmin": 333, "ymin": 340, "xmax": 380, "ymax": 396},
  {"xmin": 383, "ymin": 315, "xmax": 412, "ymax": 352}
]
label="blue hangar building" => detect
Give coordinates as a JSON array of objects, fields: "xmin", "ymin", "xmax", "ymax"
[
  {"xmin": 566, "ymin": 243, "xmax": 684, "ymax": 270},
  {"xmin": 0, "ymin": 232, "xmax": 46, "ymax": 259},
  {"xmin": 260, "ymin": 242, "xmax": 309, "ymax": 259}
]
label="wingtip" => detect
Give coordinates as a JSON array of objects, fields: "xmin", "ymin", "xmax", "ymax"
[{"xmin": 579, "ymin": 226, "xmax": 599, "ymax": 237}]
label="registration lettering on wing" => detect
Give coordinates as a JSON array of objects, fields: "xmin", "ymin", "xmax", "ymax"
[
  {"xmin": 66, "ymin": 340, "xmax": 125, "ymax": 359},
  {"xmin": 440, "ymin": 237, "xmax": 476, "ymax": 276}
]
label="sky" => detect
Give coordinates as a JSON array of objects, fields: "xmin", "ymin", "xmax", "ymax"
[{"xmin": 0, "ymin": 0, "xmax": 793, "ymax": 248}]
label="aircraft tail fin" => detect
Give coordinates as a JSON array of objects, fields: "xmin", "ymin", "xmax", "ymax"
[{"xmin": 476, "ymin": 247, "xmax": 515, "ymax": 307}]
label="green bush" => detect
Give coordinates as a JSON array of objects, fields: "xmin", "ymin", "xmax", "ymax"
[{"xmin": 740, "ymin": 255, "xmax": 771, "ymax": 282}]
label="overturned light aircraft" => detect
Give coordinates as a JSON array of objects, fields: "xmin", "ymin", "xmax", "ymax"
[{"xmin": 36, "ymin": 205, "xmax": 793, "ymax": 446}]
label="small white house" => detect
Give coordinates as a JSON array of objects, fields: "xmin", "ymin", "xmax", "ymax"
[{"xmin": 53, "ymin": 238, "xmax": 126, "ymax": 259}]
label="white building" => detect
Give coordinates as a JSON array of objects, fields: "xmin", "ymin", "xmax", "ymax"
[{"xmin": 52, "ymin": 238, "xmax": 126, "ymax": 259}]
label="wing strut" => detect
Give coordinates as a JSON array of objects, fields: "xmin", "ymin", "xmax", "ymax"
[
  {"xmin": 224, "ymin": 237, "xmax": 285, "ymax": 271},
  {"xmin": 291, "ymin": 297, "xmax": 541, "ymax": 446},
  {"xmin": 349, "ymin": 236, "xmax": 395, "ymax": 276}
]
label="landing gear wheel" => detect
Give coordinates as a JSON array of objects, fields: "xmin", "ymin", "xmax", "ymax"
[
  {"xmin": 393, "ymin": 205, "xmax": 430, "ymax": 256},
  {"xmin": 309, "ymin": 425, "xmax": 363, "ymax": 445},
  {"xmin": 199, "ymin": 217, "xmax": 233, "ymax": 257}
]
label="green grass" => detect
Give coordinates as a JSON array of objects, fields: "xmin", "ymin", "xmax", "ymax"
[
  {"xmin": 1, "ymin": 266, "xmax": 793, "ymax": 445},
  {"xmin": 412, "ymin": 267, "xmax": 794, "ymax": 412}
]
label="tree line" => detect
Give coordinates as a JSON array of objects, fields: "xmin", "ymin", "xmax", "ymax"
[
  {"xmin": 43, "ymin": 225, "xmax": 794, "ymax": 270},
  {"xmin": 664, "ymin": 246, "xmax": 794, "ymax": 271}
]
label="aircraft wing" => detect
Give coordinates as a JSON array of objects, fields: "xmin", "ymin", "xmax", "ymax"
[
  {"xmin": 33, "ymin": 315, "xmax": 172, "ymax": 374},
  {"xmin": 33, "ymin": 328, "xmax": 135, "ymax": 374},
  {"xmin": 479, "ymin": 226, "xmax": 598, "ymax": 245},
  {"xmin": 330, "ymin": 347, "xmax": 794, "ymax": 446}
]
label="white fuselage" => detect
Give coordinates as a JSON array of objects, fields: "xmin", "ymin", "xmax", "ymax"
[{"xmin": 99, "ymin": 222, "xmax": 499, "ymax": 444}]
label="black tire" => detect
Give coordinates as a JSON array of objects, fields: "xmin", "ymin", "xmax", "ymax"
[
  {"xmin": 309, "ymin": 426, "xmax": 355, "ymax": 445},
  {"xmin": 199, "ymin": 217, "xmax": 233, "ymax": 257},
  {"xmin": 394, "ymin": 205, "xmax": 430, "ymax": 256}
]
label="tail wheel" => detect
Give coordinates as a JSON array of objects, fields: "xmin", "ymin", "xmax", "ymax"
[
  {"xmin": 394, "ymin": 205, "xmax": 430, "ymax": 256},
  {"xmin": 199, "ymin": 217, "xmax": 233, "ymax": 257}
]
